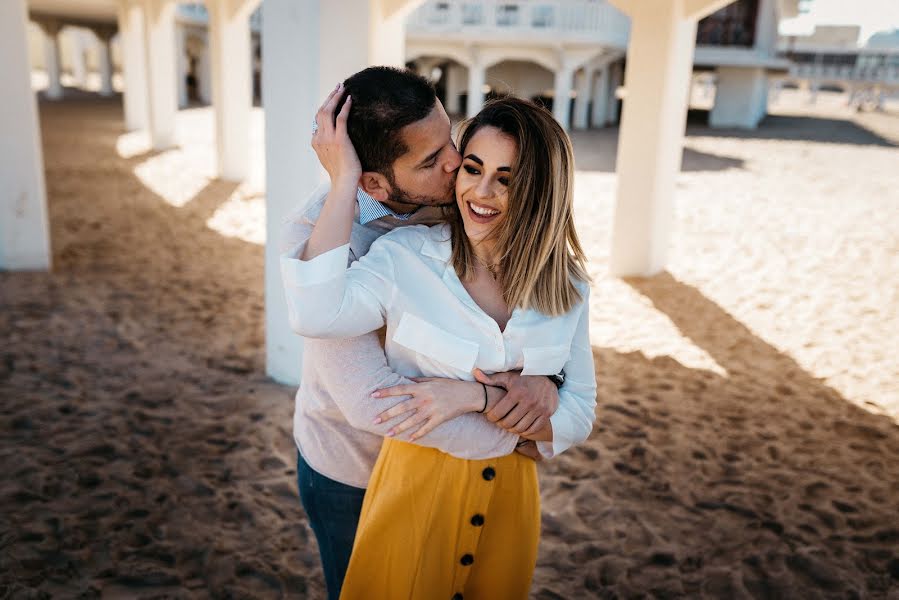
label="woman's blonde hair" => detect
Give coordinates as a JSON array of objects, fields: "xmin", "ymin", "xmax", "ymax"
[{"xmin": 445, "ymin": 96, "xmax": 589, "ymax": 316}]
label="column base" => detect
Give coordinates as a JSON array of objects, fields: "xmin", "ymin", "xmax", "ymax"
[{"xmin": 709, "ymin": 66, "xmax": 768, "ymax": 130}]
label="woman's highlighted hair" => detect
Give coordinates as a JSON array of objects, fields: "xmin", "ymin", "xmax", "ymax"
[{"xmin": 447, "ymin": 96, "xmax": 589, "ymax": 316}]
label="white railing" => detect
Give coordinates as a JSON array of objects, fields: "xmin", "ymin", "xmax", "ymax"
[
  {"xmin": 407, "ymin": 0, "xmax": 630, "ymax": 46},
  {"xmin": 790, "ymin": 61, "xmax": 899, "ymax": 86}
]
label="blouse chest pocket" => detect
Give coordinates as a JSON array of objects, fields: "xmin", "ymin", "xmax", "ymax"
[
  {"xmin": 521, "ymin": 345, "xmax": 570, "ymax": 376},
  {"xmin": 391, "ymin": 312, "xmax": 480, "ymax": 376}
]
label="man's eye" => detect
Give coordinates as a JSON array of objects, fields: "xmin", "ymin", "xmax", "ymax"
[{"xmin": 463, "ymin": 165, "xmax": 480, "ymax": 175}]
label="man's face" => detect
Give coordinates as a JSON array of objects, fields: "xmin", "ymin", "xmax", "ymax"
[{"xmin": 383, "ymin": 101, "xmax": 462, "ymax": 211}]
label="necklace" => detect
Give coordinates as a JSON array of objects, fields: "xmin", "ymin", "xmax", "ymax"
[{"xmin": 474, "ymin": 254, "xmax": 500, "ymax": 280}]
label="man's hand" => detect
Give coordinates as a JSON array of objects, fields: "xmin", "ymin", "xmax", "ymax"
[
  {"xmin": 473, "ymin": 369, "xmax": 558, "ymax": 437},
  {"xmin": 515, "ymin": 439, "xmax": 543, "ymax": 462}
]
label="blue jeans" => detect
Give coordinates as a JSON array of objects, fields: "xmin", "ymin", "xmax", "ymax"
[{"xmin": 296, "ymin": 451, "xmax": 366, "ymax": 600}]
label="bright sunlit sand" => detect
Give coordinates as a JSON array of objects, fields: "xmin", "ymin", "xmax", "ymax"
[{"xmin": 1, "ymin": 90, "xmax": 897, "ymax": 597}]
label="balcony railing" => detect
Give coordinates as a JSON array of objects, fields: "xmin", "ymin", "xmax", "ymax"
[
  {"xmin": 787, "ymin": 51, "xmax": 899, "ymax": 85},
  {"xmin": 407, "ymin": 1, "xmax": 630, "ymax": 47}
]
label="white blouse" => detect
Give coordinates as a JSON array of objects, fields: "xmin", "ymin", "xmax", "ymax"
[{"xmin": 280, "ymin": 223, "xmax": 597, "ymax": 458}]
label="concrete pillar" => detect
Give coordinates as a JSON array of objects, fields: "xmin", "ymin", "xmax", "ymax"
[
  {"xmin": 142, "ymin": 0, "xmax": 178, "ymax": 149},
  {"xmin": 607, "ymin": 0, "xmax": 708, "ymax": 276},
  {"xmin": 198, "ymin": 40, "xmax": 213, "ymax": 104},
  {"xmin": 607, "ymin": 61, "xmax": 622, "ymax": 124},
  {"xmin": 591, "ymin": 64, "xmax": 610, "ymax": 127},
  {"xmin": 1, "ymin": 0, "xmax": 51, "ymax": 270},
  {"xmin": 208, "ymin": 0, "xmax": 254, "ymax": 181},
  {"xmin": 118, "ymin": 2, "xmax": 149, "ymax": 131},
  {"xmin": 265, "ymin": 0, "xmax": 407, "ymax": 384},
  {"xmin": 573, "ymin": 67, "xmax": 594, "ymax": 130},
  {"xmin": 41, "ymin": 20, "xmax": 63, "ymax": 100},
  {"xmin": 553, "ymin": 61, "xmax": 575, "ymax": 131},
  {"xmin": 710, "ymin": 67, "xmax": 768, "ymax": 129},
  {"xmin": 444, "ymin": 62, "xmax": 464, "ymax": 114},
  {"xmin": 96, "ymin": 29, "xmax": 116, "ymax": 96},
  {"xmin": 466, "ymin": 49, "xmax": 485, "ymax": 118},
  {"xmin": 70, "ymin": 29, "xmax": 88, "ymax": 88},
  {"xmin": 176, "ymin": 25, "xmax": 188, "ymax": 108}
]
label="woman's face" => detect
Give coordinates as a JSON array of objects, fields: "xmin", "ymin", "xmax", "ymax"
[{"xmin": 455, "ymin": 126, "xmax": 517, "ymax": 245}]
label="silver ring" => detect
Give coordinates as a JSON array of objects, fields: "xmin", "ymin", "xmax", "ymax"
[{"xmin": 311, "ymin": 119, "xmax": 319, "ymax": 136}]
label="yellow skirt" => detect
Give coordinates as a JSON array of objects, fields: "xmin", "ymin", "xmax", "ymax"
[{"xmin": 340, "ymin": 438, "xmax": 540, "ymax": 600}]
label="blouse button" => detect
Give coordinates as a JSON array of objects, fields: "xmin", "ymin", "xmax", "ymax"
[
  {"xmin": 470, "ymin": 514, "xmax": 485, "ymax": 527},
  {"xmin": 460, "ymin": 554, "xmax": 474, "ymax": 566},
  {"xmin": 452, "ymin": 594, "xmax": 463, "ymax": 600},
  {"xmin": 482, "ymin": 467, "xmax": 496, "ymax": 481}
]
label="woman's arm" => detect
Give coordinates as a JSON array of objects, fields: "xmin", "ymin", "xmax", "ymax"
[
  {"xmin": 303, "ymin": 83, "xmax": 360, "ymax": 261},
  {"xmin": 523, "ymin": 292, "xmax": 598, "ymax": 457},
  {"xmin": 370, "ymin": 379, "xmax": 509, "ymax": 442}
]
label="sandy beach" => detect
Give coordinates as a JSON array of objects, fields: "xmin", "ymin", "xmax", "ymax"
[{"xmin": 2, "ymin": 89, "xmax": 898, "ymax": 598}]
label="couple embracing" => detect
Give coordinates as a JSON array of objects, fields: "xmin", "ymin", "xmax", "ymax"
[{"xmin": 280, "ymin": 66, "xmax": 597, "ymax": 600}]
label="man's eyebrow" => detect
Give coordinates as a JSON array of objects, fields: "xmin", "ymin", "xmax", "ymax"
[
  {"xmin": 416, "ymin": 147, "xmax": 442, "ymax": 168},
  {"xmin": 465, "ymin": 153, "xmax": 511, "ymax": 172}
]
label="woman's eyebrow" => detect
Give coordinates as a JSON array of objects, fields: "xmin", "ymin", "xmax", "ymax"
[{"xmin": 465, "ymin": 153, "xmax": 511, "ymax": 172}]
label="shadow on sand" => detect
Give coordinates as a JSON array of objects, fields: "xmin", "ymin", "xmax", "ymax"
[{"xmin": 1, "ymin": 96, "xmax": 897, "ymax": 598}]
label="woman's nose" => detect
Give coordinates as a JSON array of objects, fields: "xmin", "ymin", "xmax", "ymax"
[{"xmin": 474, "ymin": 177, "xmax": 494, "ymax": 199}]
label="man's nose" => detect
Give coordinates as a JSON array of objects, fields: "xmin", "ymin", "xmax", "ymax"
[{"xmin": 444, "ymin": 146, "xmax": 462, "ymax": 172}]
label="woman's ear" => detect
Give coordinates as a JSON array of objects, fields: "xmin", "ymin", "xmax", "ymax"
[{"xmin": 359, "ymin": 172, "xmax": 391, "ymax": 202}]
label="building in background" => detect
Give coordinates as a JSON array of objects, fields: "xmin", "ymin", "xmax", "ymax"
[{"xmin": 778, "ymin": 25, "xmax": 899, "ymax": 110}]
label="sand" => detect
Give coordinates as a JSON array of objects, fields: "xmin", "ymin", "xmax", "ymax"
[{"xmin": 1, "ymin": 89, "xmax": 898, "ymax": 598}]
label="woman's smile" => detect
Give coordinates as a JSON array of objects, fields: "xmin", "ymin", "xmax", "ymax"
[{"xmin": 466, "ymin": 200, "xmax": 502, "ymax": 224}]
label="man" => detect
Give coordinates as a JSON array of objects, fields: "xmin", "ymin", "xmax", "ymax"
[{"xmin": 280, "ymin": 67, "xmax": 560, "ymax": 600}]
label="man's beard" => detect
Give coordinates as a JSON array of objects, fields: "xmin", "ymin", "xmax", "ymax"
[{"xmin": 385, "ymin": 171, "xmax": 456, "ymax": 210}]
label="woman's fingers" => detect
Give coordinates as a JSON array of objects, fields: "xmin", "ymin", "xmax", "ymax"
[
  {"xmin": 317, "ymin": 82, "xmax": 345, "ymax": 133},
  {"xmin": 374, "ymin": 398, "xmax": 418, "ymax": 424},
  {"xmin": 409, "ymin": 417, "xmax": 439, "ymax": 442},
  {"xmin": 335, "ymin": 94, "xmax": 352, "ymax": 134},
  {"xmin": 371, "ymin": 384, "xmax": 415, "ymax": 399},
  {"xmin": 315, "ymin": 83, "xmax": 340, "ymax": 129},
  {"xmin": 387, "ymin": 411, "xmax": 428, "ymax": 437}
]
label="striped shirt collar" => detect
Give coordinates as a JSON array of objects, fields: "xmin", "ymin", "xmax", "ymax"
[{"xmin": 357, "ymin": 188, "xmax": 414, "ymax": 225}]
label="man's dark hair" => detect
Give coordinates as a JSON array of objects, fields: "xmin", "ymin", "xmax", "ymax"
[{"xmin": 338, "ymin": 66, "xmax": 437, "ymax": 177}]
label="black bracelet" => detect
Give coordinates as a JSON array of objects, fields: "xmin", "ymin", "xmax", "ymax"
[{"xmin": 477, "ymin": 383, "xmax": 488, "ymax": 413}]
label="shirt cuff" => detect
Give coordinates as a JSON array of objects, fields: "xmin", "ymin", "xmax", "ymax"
[
  {"xmin": 280, "ymin": 243, "xmax": 350, "ymax": 287},
  {"xmin": 535, "ymin": 415, "xmax": 566, "ymax": 459}
]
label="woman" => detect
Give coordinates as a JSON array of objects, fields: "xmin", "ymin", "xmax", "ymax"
[{"xmin": 281, "ymin": 95, "xmax": 597, "ymax": 598}]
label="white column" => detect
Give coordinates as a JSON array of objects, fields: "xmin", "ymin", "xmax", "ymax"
[
  {"xmin": 1, "ymin": 0, "xmax": 51, "ymax": 270},
  {"xmin": 118, "ymin": 2, "xmax": 149, "ymax": 131},
  {"xmin": 41, "ymin": 20, "xmax": 63, "ymax": 100},
  {"xmin": 607, "ymin": 61, "xmax": 622, "ymax": 124},
  {"xmin": 368, "ymin": 0, "xmax": 412, "ymax": 67},
  {"xmin": 208, "ymin": 0, "xmax": 253, "ymax": 181},
  {"xmin": 444, "ymin": 62, "xmax": 464, "ymax": 114},
  {"xmin": 710, "ymin": 67, "xmax": 768, "ymax": 129},
  {"xmin": 176, "ymin": 24, "xmax": 188, "ymax": 108},
  {"xmin": 591, "ymin": 64, "xmax": 610, "ymax": 127},
  {"xmin": 70, "ymin": 29, "xmax": 88, "ymax": 88},
  {"xmin": 553, "ymin": 61, "xmax": 575, "ymax": 131},
  {"xmin": 607, "ymin": 0, "xmax": 699, "ymax": 276},
  {"xmin": 264, "ymin": 0, "xmax": 389, "ymax": 384},
  {"xmin": 96, "ymin": 29, "xmax": 115, "ymax": 96},
  {"xmin": 573, "ymin": 67, "xmax": 594, "ymax": 130},
  {"xmin": 198, "ymin": 39, "xmax": 213, "ymax": 104},
  {"xmin": 466, "ymin": 49, "xmax": 485, "ymax": 118},
  {"xmin": 142, "ymin": 0, "xmax": 178, "ymax": 149}
]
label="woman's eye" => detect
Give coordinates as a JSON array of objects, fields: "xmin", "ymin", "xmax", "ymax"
[
  {"xmin": 463, "ymin": 165, "xmax": 480, "ymax": 175},
  {"xmin": 498, "ymin": 177, "xmax": 509, "ymax": 186}
]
